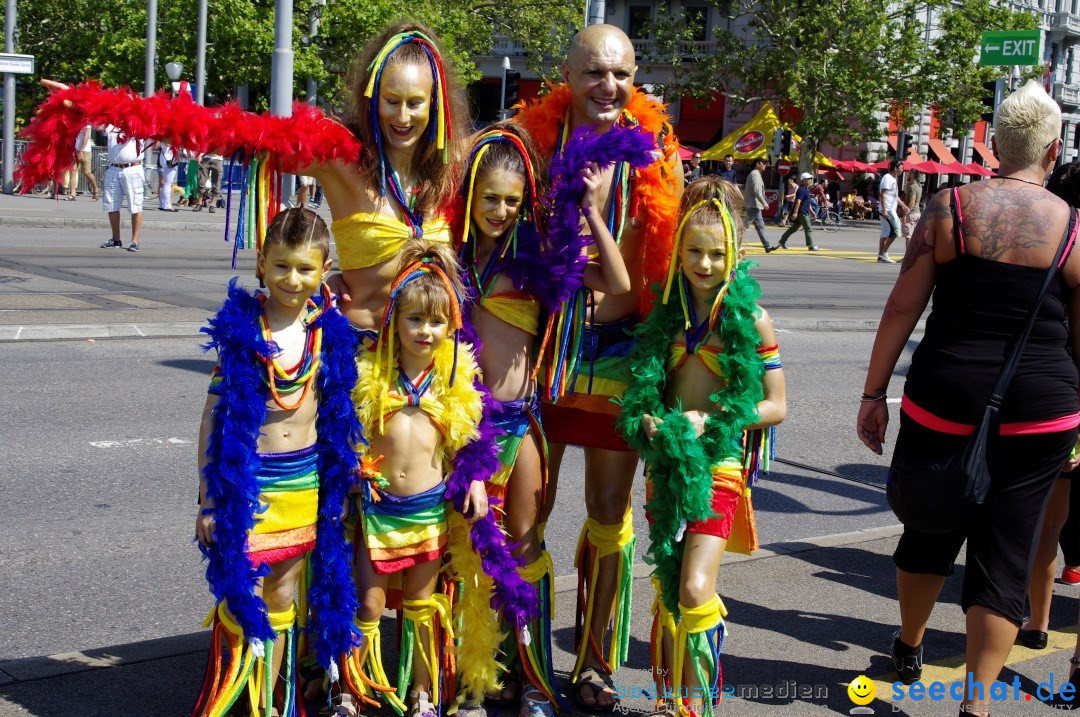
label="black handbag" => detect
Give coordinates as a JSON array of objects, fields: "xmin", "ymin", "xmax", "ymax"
[{"xmin": 886, "ymin": 213, "xmax": 1075, "ymax": 534}]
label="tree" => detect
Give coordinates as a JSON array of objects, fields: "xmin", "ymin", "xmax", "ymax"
[
  {"xmin": 10, "ymin": 0, "xmax": 578, "ymax": 124},
  {"xmin": 647, "ymin": 0, "xmax": 1038, "ymax": 169}
]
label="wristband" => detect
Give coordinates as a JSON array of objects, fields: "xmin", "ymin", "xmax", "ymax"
[{"xmin": 860, "ymin": 391, "xmax": 887, "ymax": 402}]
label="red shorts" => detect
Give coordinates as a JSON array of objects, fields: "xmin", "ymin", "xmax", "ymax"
[{"xmin": 646, "ymin": 480, "xmax": 741, "ymax": 539}]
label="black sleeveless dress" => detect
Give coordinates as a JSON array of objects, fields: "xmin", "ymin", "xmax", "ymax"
[{"xmin": 892, "ymin": 188, "xmax": 1080, "ymax": 622}]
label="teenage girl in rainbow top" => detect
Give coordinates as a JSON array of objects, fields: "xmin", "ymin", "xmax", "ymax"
[
  {"xmin": 454, "ymin": 122, "xmax": 637, "ymax": 717},
  {"xmin": 617, "ymin": 177, "xmax": 787, "ymax": 717},
  {"xmin": 341, "ymin": 240, "xmax": 489, "ymax": 717}
]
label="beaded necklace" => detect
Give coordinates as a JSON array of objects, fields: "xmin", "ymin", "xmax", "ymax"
[{"xmin": 257, "ymin": 292, "xmax": 325, "ymax": 410}]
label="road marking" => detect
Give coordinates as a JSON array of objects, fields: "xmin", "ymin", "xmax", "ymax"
[
  {"xmin": 871, "ymin": 625, "xmax": 1079, "ymax": 698},
  {"xmin": 745, "ymin": 246, "xmax": 888, "ymax": 263},
  {"xmin": 887, "ymin": 397, "xmax": 901, "ymax": 404},
  {"xmin": 89, "ymin": 437, "xmax": 193, "ymax": 448}
]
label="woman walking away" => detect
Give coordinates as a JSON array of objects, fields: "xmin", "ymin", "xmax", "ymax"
[{"xmin": 857, "ymin": 81, "xmax": 1080, "ymax": 717}]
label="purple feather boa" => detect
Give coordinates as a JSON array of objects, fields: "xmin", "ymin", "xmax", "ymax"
[
  {"xmin": 444, "ymin": 366, "xmax": 540, "ymax": 630},
  {"xmin": 501, "ymin": 124, "xmax": 658, "ymax": 310}
]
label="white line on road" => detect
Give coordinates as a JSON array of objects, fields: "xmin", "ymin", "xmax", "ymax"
[{"xmin": 89, "ymin": 437, "xmax": 193, "ymax": 449}]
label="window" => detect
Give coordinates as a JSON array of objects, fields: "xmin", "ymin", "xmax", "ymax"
[
  {"xmin": 628, "ymin": 5, "xmax": 652, "ymax": 40},
  {"xmin": 684, "ymin": 5, "xmax": 709, "ymax": 42}
]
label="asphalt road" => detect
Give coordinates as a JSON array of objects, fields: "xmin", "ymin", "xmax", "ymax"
[{"xmin": 6, "ymin": 218, "xmax": 1079, "ymax": 717}]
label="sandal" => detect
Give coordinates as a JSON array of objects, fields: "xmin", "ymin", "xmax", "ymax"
[
  {"xmin": 519, "ymin": 685, "xmax": 555, "ymax": 717},
  {"xmin": 409, "ymin": 690, "xmax": 437, "ymax": 717},
  {"xmin": 572, "ymin": 667, "xmax": 617, "ymax": 714},
  {"xmin": 329, "ymin": 693, "xmax": 359, "ymax": 717},
  {"xmin": 484, "ymin": 681, "xmax": 522, "ymax": 709}
]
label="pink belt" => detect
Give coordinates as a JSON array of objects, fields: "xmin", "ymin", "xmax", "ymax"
[{"xmin": 901, "ymin": 394, "xmax": 1080, "ymax": 436}]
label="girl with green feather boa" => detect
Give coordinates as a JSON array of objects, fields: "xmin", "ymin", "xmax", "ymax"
[{"xmin": 617, "ymin": 177, "xmax": 787, "ymax": 717}]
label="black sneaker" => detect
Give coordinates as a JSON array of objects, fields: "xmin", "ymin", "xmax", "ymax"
[
  {"xmin": 100, "ymin": 238, "xmax": 123, "ymax": 248},
  {"xmin": 127, "ymin": 243, "xmax": 140, "ymax": 252},
  {"xmin": 892, "ymin": 630, "xmax": 923, "ymax": 685},
  {"xmin": 1016, "ymin": 629, "xmax": 1048, "ymax": 650}
]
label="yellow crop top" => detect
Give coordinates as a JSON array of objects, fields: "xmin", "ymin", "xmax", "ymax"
[
  {"xmin": 332, "ymin": 212, "xmax": 452, "ymax": 271},
  {"xmin": 479, "ymin": 291, "xmax": 540, "ymax": 336},
  {"xmin": 668, "ymin": 341, "xmax": 725, "ymax": 379}
]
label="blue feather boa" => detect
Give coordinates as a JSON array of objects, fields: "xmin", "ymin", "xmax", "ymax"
[{"xmin": 200, "ymin": 279, "xmax": 363, "ymax": 665}]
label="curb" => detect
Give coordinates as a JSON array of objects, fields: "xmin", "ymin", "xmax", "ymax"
[
  {"xmin": 0, "ymin": 319, "xmax": 917, "ymax": 343},
  {"xmin": 0, "ymin": 524, "xmax": 902, "ymax": 686},
  {"xmin": 0, "ymin": 322, "xmax": 205, "ymax": 342},
  {"xmin": 0, "ymin": 216, "xmax": 227, "ymax": 233}
]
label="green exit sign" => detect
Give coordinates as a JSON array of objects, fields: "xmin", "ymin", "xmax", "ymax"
[{"xmin": 980, "ymin": 29, "xmax": 1042, "ymax": 66}]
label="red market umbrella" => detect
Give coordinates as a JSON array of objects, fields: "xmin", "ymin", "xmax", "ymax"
[
  {"xmin": 828, "ymin": 159, "xmax": 854, "ymax": 171},
  {"xmin": 679, "ymin": 146, "xmax": 703, "ymax": 161},
  {"xmin": 910, "ymin": 160, "xmax": 952, "ymax": 174},
  {"xmin": 962, "ymin": 163, "xmax": 995, "ymax": 177},
  {"xmin": 848, "ymin": 160, "xmax": 874, "ymax": 172}
]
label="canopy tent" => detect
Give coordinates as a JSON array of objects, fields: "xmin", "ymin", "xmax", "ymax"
[
  {"xmin": 701, "ymin": 102, "xmax": 834, "ymax": 168},
  {"xmin": 910, "ymin": 160, "xmax": 958, "ymax": 174},
  {"xmin": 678, "ymin": 146, "xmax": 699, "ymax": 161},
  {"xmin": 962, "ymin": 163, "xmax": 995, "ymax": 177}
]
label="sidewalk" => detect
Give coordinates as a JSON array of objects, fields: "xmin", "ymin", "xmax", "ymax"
[
  {"xmin": 1, "ymin": 528, "xmax": 1074, "ymax": 716},
  {"xmin": 0, "ymin": 191, "xmax": 333, "ymax": 232}
]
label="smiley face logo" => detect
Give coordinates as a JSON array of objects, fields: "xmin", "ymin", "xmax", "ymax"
[{"xmin": 848, "ymin": 675, "xmax": 876, "ymax": 705}]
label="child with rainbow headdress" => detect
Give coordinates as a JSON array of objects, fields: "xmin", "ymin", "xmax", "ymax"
[
  {"xmin": 452, "ymin": 120, "xmax": 655, "ymax": 717},
  {"xmin": 192, "ymin": 208, "xmax": 363, "ymax": 717},
  {"xmin": 340, "ymin": 239, "xmax": 494, "ymax": 717},
  {"xmin": 616, "ymin": 177, "xmax": 787, "ymax": 717}
]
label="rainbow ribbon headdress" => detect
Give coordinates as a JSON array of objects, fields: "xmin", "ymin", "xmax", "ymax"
[
  {"xmin": 661, "ymin": 196, "xmax": 739, "ymax": 333},
  {"xmin": 376, "ymin": 254, "xmax": 465, "ymax": 428},
  {"xmin": 365, "ymin": 31, "xmax": 454, "ymax": 238},
  {"xmin": 459, "ymin": 128, "xmax": 543, "ymax": 254}
]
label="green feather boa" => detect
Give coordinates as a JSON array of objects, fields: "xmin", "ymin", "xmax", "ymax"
[{"xmin": 616, "ymin": 262, "xmax": 765, "ymax": 615}]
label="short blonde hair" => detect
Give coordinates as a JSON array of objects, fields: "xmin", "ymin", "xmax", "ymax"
[{"xmin": 995, "ymin": 79, "xmax": 1061, "ymax": 168}]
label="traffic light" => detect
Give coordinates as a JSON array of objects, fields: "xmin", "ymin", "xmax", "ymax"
[
  {"xmin": 770, "ymin": 128, "xmax": 784, "ymax": 163},
  {"xmin": 503, "ymin": 70, "xmax": 521, "ymax": 110},
  {"xmin": 981, "ymin": 79, "xmax": 1004, "ymax": 124},
  {"xmin": 896, "ymin": 132, "xmax": 914, "ymax": 161},
  {"xmin": 780, "ymin": 129, "xmax": 792, "ymax": 156}
]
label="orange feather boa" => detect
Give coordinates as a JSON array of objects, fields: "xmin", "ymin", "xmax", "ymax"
[{"xmin": 513, "ymin": 84, "xmax": 681, "ymax": 316}]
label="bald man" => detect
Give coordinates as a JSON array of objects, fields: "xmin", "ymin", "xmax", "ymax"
[{"xmin": 514, "ymin": 24, "xmax": 684, "ymax": 713}]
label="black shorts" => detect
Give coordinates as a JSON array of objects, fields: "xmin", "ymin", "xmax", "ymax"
[{"xmin": 892, "ymin": 413, "xmax": 1077, "ymax": 622}]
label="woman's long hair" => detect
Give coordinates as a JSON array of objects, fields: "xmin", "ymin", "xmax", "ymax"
[{"xmin": 345, "ymin": 20, "xmax": 467, "ymax": 218}]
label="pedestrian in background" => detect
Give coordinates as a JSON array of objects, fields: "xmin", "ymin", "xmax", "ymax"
[
  {"xmin": 877, "ymin": 160, "xmax": 909, "ymax": 264},
  {"xmin": 98, "ymin": 123, "xmax": 146, "ymax": 251},
  {"xmin": 744, "ymin": 156, "xmax": 775, "ymax": 252},
  {"xmin": 778, "ymin": 172, "xmax": 818, "ymax": 250},
  {"xmin": 157, "ymin": 143, "xmax": 179, "ymax": 212},
  {"xmin": 74, "ymin": 124, "xmax": 98, "ymax": 201},
  {"xmin": 719, "ymin": 153, "xmax": 739, "ymax": 190},
  {"xmin": 778, "ymin": 176, "xmax": 797, "ymax": 227},
  {"xmin": 858, "ymin": 81, "xmax": 1080, "ymax": 717},
  {"xmin": 901, "ymin": 171, "xmax": 923, "ymax": 246},
  {"xmin": 687, "ymin": 152, "xmax": 703, "ymax": 180}
]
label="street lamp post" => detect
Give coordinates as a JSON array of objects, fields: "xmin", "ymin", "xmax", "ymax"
[
  {"xmin": 195, "ymin": 0, "xmax": 207, "ymax": 105},
  {"xmin": 145, "ymin": 0, "xmax": 158, "ymax": 98},
  {"xmin": 499, "ymin": 56, "xmax": 511, "ymax": 121},
  {"xmin": 3, "ymin": 0, "xmax": 18, "ymax": 194},
  {"xmin": 166, "ymin": 62, "xmax": 184, "ymax": 95},
  {"xmin": 271, "ymin": 0, "xmax": 295, "ymax": 203}
]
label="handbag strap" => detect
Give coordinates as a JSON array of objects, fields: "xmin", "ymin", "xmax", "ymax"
[{"xmin": 988, "ymin": 207, "xmax": 1079, "ymax": 409}]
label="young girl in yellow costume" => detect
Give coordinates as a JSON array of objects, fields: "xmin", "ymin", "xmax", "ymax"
[
  {"xmin": 455, "ymin": 122, "xmax": 638, "ymax": 717},
  {"xmin": 341, "ymin": 240, "xmax": 491, "ymax": 717},
  {"xmin": 617, "ymin": 178, "xmax": 787, "ymax": 717}
]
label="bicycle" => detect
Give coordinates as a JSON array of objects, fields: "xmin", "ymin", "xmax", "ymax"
[{"xmin": 811, "ymin": 204, "xmax": 840, "ymax": 233}]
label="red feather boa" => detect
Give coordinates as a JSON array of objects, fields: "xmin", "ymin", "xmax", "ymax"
[
  {"xmin": 513, "ymin": 84, "xmax": 682, "ymax": 316},
  {"xmin": 17, "ymin": 81, "xmax": 363, "ymax": 188}
]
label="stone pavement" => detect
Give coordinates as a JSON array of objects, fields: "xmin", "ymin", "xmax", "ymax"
[{"xmin": 3, "ymin": 528, "xmax": 1080, "ymax": 716}]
